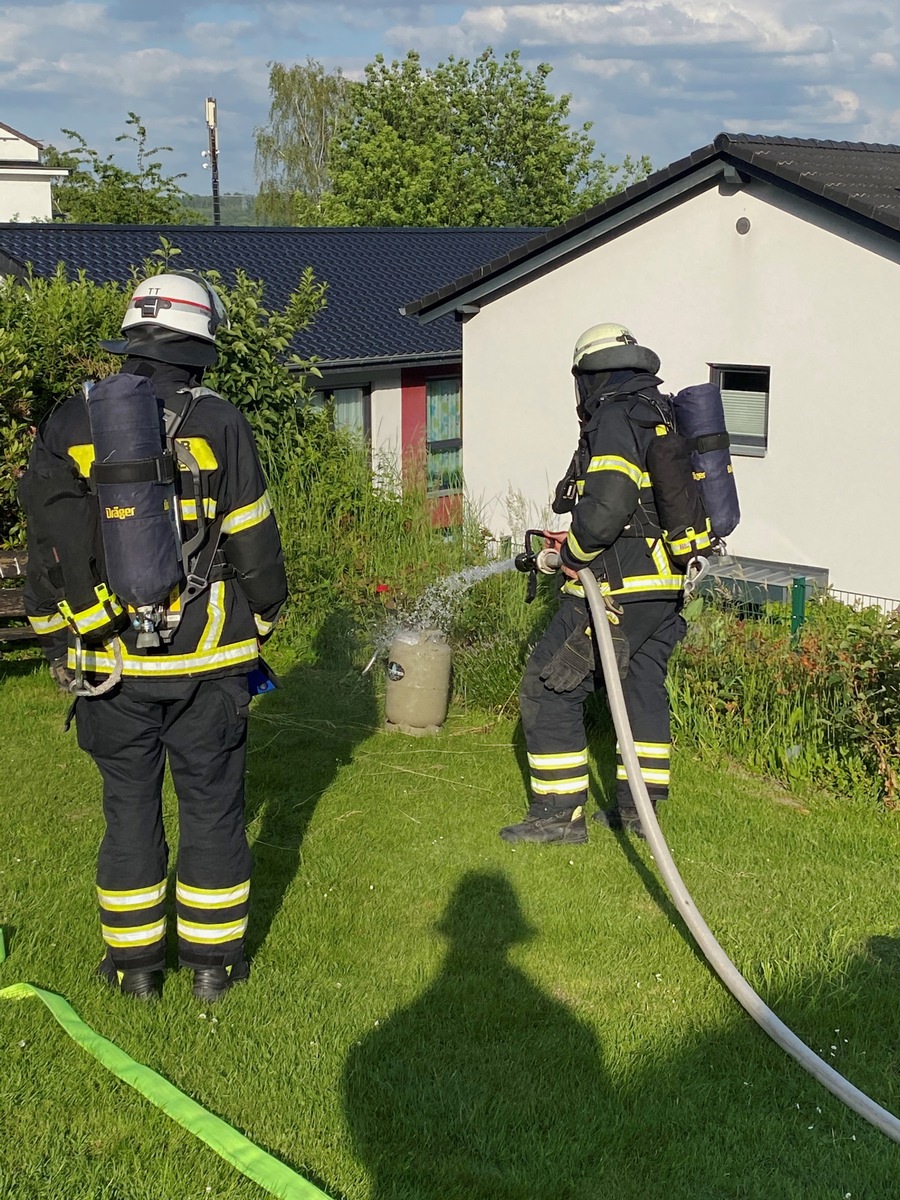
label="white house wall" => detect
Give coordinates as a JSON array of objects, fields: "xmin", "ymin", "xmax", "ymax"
[
  {"xmin": 314, "ymin": 365, "xmax": 403, "ymax": 483},
  {"xmin": 461, "ymin": 179, "xmax": 900, "ymax": 599},
  {"xmin": 370, "ymin": 369, "xmax": 402, "ymax": 481},
  {"xmin": 0, "ymin": 173, "xmax": 55, "ymax": 221}
]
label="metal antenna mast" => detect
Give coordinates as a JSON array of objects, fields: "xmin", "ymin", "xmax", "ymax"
[{"xmin": 203, "ymin": 97, "xmax": 221, "ymax": 226}]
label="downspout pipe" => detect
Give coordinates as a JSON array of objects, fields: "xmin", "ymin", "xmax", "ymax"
[{"xmin": 575, "ymin": 564, "xmax": 900, "ymax": 1144}]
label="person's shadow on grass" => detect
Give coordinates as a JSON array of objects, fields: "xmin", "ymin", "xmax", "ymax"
[
  {"xmin": 343, "ymin": 870, "xmax": 617, "ymax": 1200},
  {"xmin": 244, "ymin": 609, "xmax": 379, "ymax": 959}
]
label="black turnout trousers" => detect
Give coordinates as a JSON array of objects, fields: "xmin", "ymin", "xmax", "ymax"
[
  {"xmin": 519, "ymin": 597, "xmax": 686, "ymax": 814},
  {"xmin": 75, "ymin": 675, "xmax": 253, "ymax": 971}
]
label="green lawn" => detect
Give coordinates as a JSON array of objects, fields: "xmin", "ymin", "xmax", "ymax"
[{"xmin": 0, "ymin": 654, "xmax": 898, "ymax": 1199}]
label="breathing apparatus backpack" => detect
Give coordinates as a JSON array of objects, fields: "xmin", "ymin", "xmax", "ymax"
[
  {"xmin": 552, "ymin": 382, "xmax": 740, "ymax": 570},
  {"xmin": 20, "ymin": 372, "xmax": 223, "ymax": 662},
  {"xmin": 641, "ymin": 383, "xmax": 740, "ymax": 564}
]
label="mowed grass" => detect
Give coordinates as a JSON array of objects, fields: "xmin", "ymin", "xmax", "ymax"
[{"xmin": 0, "ymin": 654, "xmax": 898, "ymax": 1200}]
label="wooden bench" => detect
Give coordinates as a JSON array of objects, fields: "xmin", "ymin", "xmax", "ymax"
[{"xmin": 0, "ymin": 550, "xmax": 38, "ymax": 644}]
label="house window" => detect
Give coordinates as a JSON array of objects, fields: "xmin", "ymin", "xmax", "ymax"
[
  {"xmin": 426, "ymin": 377, "xmax": 462, "ymax": 495},
  {"xmin": 710, "ymin": 365, "xmax": 769, "ymax": 457},
  {"xmin": 311, "ymin": 386, "xmax": 371, "ymax": 444}
]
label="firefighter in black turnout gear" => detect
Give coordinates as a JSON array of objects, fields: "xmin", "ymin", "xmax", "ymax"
[
  {"xmin": 20, "ymin": 272, "xmax": 288, "ymax": 1000},
  {"xmin": 501, "ymin": 323, "xmax": 699, "ymax": 845}
]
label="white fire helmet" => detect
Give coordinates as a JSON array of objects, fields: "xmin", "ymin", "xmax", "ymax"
[
  {"xmin": 572, "ymin": 323, "xmax": 637, "ymax": 370},
  {"xmin": 121, "ymin": 272, "xmax": 229, "ymax": 344}
]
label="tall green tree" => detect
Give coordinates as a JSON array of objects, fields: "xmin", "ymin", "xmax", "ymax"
[
  {"xmin": 46, "ymin": 113, "xmax": 205, "ymax": 224},
  {"xmin": 254, "ymin": 58, "xmax": 350, "ymax": 225},
  {"xmin": 320, "ymin": 48, "xmax": 651, "ymax": 227}
]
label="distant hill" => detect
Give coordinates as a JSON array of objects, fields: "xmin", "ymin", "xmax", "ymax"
[{"xmin": 180, "ymin": 193, "xmax": 258, "ymax": 226}]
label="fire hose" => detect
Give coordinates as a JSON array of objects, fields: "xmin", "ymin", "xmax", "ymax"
[{"xmin": 567, "ymin": 559, "xmax": 900, "ymax": 1143}]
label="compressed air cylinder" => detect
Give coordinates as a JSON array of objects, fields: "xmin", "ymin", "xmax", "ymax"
[
  {"xmin": 87, "ymin": 373, "xmax": 182, "ymax": 608},
  {"xmin": 385, "ymin": 629, "xmax": 452, "ymax": 735},
  {"xmin": 670, "ymin": 383, "xmax": 741, "ymax": 539}
]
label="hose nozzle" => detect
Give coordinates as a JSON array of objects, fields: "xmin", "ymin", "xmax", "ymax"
[{"xmin": 515, "ymin": 530, "xmax": 560, "ymax": 603}]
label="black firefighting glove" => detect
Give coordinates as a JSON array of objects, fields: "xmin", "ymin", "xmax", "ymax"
[
  {"xmin": 540, "ymin": 624, "xmax": 595, "ymax": 693},
  {"xmin": 49, "ymin": 655, "xmax": 78, "ymax": 695}
]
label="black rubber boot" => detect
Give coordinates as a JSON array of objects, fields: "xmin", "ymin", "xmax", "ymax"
[
  {"xmin": 592, "ymin": 807, "xmax": 647, "ymax": 840},
  {"xmin": 97, "ymin": 953, "xmax": 163, "ymax": 1001},
  {"xmin": 500, "ymin": 803, "xmax": 588, "ymax": 844},
  {"xmin": 192, "ymin": 956, "xmax": 250, "ymax": 1003}
]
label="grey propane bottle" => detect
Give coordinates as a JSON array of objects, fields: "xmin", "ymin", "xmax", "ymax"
[{"xmin": 385, "ymin": 629, "xmax": 452, "ymax": 734}]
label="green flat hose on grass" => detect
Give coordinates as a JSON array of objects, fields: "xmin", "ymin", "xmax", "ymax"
[{"xmin": 0, "ymin": 975, "xmax": 330, "ymax": 1200}]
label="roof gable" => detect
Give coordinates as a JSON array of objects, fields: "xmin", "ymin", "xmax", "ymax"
[
  {"xmin": 0, "ymin": 122, "xmax": 42, "ymax": 162},
  {"xmin": 0, "ymin": 224, "xmax": 537, "ymax": 366},
  {"xmin": 405, "ymin": 133, "xmax": 900, "ymax": 322}
]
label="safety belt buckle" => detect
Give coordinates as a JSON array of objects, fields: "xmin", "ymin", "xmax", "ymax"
[{"xmin": 182, "ymin": 572, "xmax": 209, "ymax": 601}]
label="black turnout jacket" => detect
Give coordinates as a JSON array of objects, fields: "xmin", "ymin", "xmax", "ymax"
[{"xmin": 557, "ymin": 370, "xmax": 684, "ymax": 603}]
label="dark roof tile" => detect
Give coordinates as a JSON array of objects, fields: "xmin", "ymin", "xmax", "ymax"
[{"xmin": 0, "ymin": 224, "xmax": 537, "ymax": 364}]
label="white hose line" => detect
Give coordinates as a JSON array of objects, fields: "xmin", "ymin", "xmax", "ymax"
[{"xmin": 578, "ymin": 567, "xmax": 900, "ymax": 1144}]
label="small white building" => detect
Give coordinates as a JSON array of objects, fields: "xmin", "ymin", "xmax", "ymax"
[
  {"xmin": 0, "ymin": 121, "xmax": 68, "ymax": 222},
  {"xmin": 404, "ymin": 134, "xmax": 900, "ymax": 602}
]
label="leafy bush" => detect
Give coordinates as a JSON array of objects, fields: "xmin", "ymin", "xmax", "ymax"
[
  {"xmin": 670, "ymin": 594, "xmax": 900, "ymax": 807},
  {"xmin": 269, "ymin": 438, "xmax": 495, "ymax": 665},
  {"xmin": 0, "ymin": 241, "xmax": 327, "ymax": 546}
]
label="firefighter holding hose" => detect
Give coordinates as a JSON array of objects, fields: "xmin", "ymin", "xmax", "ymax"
[
  {"xmin": 20, "ymin": 273, "xmax": 287, "ymax": 1000},
  {"xmin": 501, "ymin": 323, "xmax": 705, "ymax": 845}
]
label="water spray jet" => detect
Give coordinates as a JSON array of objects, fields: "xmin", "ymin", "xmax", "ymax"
[{"xmin": 374, "ymin": 557, "xmax": 517, "ymax": 733}]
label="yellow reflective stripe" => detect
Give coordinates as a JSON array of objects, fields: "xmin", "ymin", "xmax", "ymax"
[
  {"xmin": 620, "ymin": 575, "xmax": 684, "ymax": 593},
  {"xmin": 178, "ymin": 497, "xmax": 217, "ymax": 521},
  {"xmin": 639, "ymin": 473, "xmax": 652, "ymax": 489},
  {"xmin": 101, "ymin": 920, "xmax": 166, "ymax": 948},
  {"xmin": 175, "ymin": 437, "xmax": 218, "ymax": 470},
  {"xmin": 68, "ymin": 638, "xmax": 258, "ymax": 677},
  {"xmin": 587, "ymin": 455, "xmax": 642, "ymax": 486},
  {"xmin": 254, "ymin": 614, "xmax": 275, "ymax": 638},
  {"xmin": 616, "ymin": 766, "xmax": 670, "ymax": 785},
  {"xmin": 531, "ymin": 776, "xmax": 589, "ymax": 795},
  {"xmin": 528, "ymin": 750, "xmax": 589, "ymax": 770},
  {"xmin": 58, "ymin": 584, "xmax": 124, "ymax": 635},
  {"xmin": 97, "ymin": 881, "xmax": 166, "ymax": 911},
  {"xmin": 177, "ymin": 916, "xmax": 248, "ymax": 944},
  {"xmin": 221, "ymin": 492, "xmax": 272, "ymax": 536},
  {"xmin": 68, "ymin": 444, "xmax": 94, "ymax": 478},
  {"xmin": 28, "ymin": 612, "xmax": 69, "ymax": 635},
  {"xmin": 199, "ymin": 582, "xmax": 227, "ymax": 653},
  {"xmin": 176, "ymin": 880, "xmax": 250, "ymax": 909},
  {"xmin": 565, "ymin": 529, "xmax": 596, "ymax": 564},
  {"xmin": 649, "ymin": 539, "xmax": 671, "ymax": 575},
  {"xmin": 641, "ymin": 768, "xmax": 670, "ymax": 785},
  {"xmin": 633, "ymin": 742, "xmax": 670, "ymax": 759},
  {"xmin": 668, "ymin": 527, "xmax": 712, "ymax": 556}
]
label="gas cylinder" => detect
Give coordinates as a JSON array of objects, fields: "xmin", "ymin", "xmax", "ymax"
[{"xmin": 385, "ymin": 628, "xmax": 452, "ymax": 735}]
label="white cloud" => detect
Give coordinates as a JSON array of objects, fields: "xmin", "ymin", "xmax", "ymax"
[
  {"xmin": 393, "ymin": 1, "xmax": 835, "ymax": 54},
  {"xmin": 1, "ymin": 0, "xmax": 900, "ymax": 195}
]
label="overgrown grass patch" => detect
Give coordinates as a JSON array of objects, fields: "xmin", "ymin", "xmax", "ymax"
[
  {"xmin": 1, "ymin": 658, "xmax": 898, "ymax": 1199},
  {"xmin": 670, "ymin": 594, "xmax": 900, "ymax": 807}
]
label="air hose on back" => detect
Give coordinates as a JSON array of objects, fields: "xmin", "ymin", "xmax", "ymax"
[{"xmin": 571, "ymin": 561, "xmax": 900, "ymax": 1143}]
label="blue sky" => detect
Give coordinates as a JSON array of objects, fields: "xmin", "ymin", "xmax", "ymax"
[{"xmin": 2, "ymin": 2, "xmax": 898, "ymax": 200}]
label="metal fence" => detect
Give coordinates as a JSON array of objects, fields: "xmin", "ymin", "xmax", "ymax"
[{"xmin": 826, "ymin": 589, "xmax": 900, "ymax": 616}]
